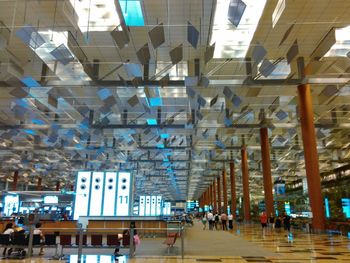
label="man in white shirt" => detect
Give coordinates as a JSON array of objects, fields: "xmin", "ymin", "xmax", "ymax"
[
  {"xmin": 228, "ymin": 213, "xmax": 234, "ymax": 229},
  {"xmin": 207, "ymin": 211, "xmax": 214, "ymax": 230}
]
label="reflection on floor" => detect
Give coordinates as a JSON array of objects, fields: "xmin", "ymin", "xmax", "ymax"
[{"xmin": 0, "ymin": 223, "xmax": 349, "ymax": 262}]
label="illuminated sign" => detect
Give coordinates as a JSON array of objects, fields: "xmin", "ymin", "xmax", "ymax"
[
  {"xmin": 73, "ymin": 171, "xmax": 132, "ymax": 219},
  {"xmin": 74, "ymin": 171, "xmax": 92, "ymax": 220},
  {"xmin": 89, "ymin": 172, "xmax": 104, "ymax": 216},
  {"xmin": 139, "ymin": 196, "xmax": 145, "ymax": 216},
  {"xmin": 4, "ymin": 195, "xmax": 19, "ymax": 216},
  {"xmin": 163, "ymin": 202, "xmax": 171, "ymax": 215},
  {"xmin": 103, "ymin": 172, "xmax": 117, "ymax": 216},
  {"xmin": 150, "ymin": 196, "xmax": 156, "ymax": 216},
  {"xmin": 116, "ymin": 172, "xmax": 131, "ymax": 216},
  {"xmin": 156, "ymin": 196, "xmax": 162, "ymax": 216},
  {"xmin": 145, "ymin": 196, "xmax": 151, "ymax": 216}
]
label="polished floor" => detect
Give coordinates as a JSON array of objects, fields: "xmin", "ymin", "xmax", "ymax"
[{"xmin": 1, "ymin": 222, "xmax": 350, "ymax": 262}]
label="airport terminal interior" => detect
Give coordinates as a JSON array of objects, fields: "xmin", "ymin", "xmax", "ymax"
[{"xmin": 0, "ymin": 0, "xmax": 350, "ymax": 262}]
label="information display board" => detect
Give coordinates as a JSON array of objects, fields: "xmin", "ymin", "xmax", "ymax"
[{"xmin": 139, "ymin": 195, "xmax": 163, "ymax": 216}]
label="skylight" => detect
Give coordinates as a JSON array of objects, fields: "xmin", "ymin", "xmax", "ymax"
[
  {"xmin": 210, "ymin": 0, "xmax": 267, "ymax": 58},
  {"xmin": 68, "ymin": 0, "xmax": 120, "ymax": 32},
  {"xmin": 324, "ymin": 26, "xmax": 350, "ymax": 57},
  {"xmin": 120, "ymin": 0, "xmax": 145, "ymax": 26}
]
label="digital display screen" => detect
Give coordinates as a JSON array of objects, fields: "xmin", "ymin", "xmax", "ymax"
[
  {"xmin": 4, "ymin": 195, "xmax": 19, "ymax": 216},
  {"xmin": 341, "ymin": 198, "xmax": 350, "ymax": 218},
  {"xmin": 44, "ymin": 195, "xmax": 58, "ymax": 204}
]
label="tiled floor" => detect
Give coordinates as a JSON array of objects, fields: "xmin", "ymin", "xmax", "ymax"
[{"xmin": 1, "ymin": 223, "xmax": 349, "ymax": 262}]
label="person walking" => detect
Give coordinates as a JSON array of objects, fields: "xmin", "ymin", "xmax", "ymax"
[
  {"xmin": 201, "ymin": 213, "xmax": 207, "ymax": 230},
  {"xmin": 214, "ymin": 212, "xmax": 220, "ymax": 230},
  {"xmin": 283, "ymin": 212, "xmax": 291, "ymax": 233},
  {"xmin": 274, "ymin": 216, "xmax": 282, "ymax": 232},
  {"xmin": 228, "ymin": 213, "xmax": 233, "ymax": 230},
  {"xmin": 221, "ymin": 212, "xmax": 228, "ymax": 230},
  {"xmin": 207, "ymin": 211, "xmax": 214, "ymax": 230},
  {"xmin": 260, "ymin": 211, "xmax": 268, "ymax": 235}
]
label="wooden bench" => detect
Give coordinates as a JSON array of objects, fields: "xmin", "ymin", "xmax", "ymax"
[{"xmin": 163, "ymin": 233, "xmax": 178, "ymax": 254}]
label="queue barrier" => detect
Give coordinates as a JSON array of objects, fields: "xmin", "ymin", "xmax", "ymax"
[{"xmin": 0, "ymin": 226, "xmax": 185, "ymax": 262}]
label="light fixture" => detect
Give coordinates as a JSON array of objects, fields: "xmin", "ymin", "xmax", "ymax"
[
  {"xmin": 210, "ymin": 0, "xmax": 267, "ymax": 58},
  {"xmin": 67, "ymin": 0, "xmax": 121, "ymax": 32}
]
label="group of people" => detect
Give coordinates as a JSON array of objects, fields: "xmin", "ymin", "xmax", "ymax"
[
  {"xmin": 2, "ymin": 222, "xmax": 44, "ymax": 257},
  {"xmin": 260, "ymin": 212, "xmax": 291, "ymax": 233},
  {"xmin": 201, "ymin": 211, "xmax": 234, "ymax": 230}
]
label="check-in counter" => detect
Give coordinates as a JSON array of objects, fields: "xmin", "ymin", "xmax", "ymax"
[{"xmin": 83, "ymin": 217, "xmax": 168, "ymax": 237}]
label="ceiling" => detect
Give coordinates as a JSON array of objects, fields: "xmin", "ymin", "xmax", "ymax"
[{"xmin": 0, "ymin": 0, "xmax": 350, "ymax": 201}]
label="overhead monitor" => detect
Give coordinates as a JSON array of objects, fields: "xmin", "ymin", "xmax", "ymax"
[
  {"xmin": 4, "ymin": 194, "xmax": 19, "ymax": 216},
  {"xmin": 43, "ymin": 195, "xmax": 58, "ymax": 204}
]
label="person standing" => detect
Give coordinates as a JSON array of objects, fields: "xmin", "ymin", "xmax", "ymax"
[
  {"xmin": 228, "ymin": 213, "xmax": 233, "ymax": 230},
  {"xmin": 207, "ymin": 211, "xmax": 214, "ymax": 230},
  {"xmin": 221, "ymin": 212, "xmax": 228, "ymax": 230},
  {"xmin": 268, "ymin": 213, "xmax": 275, "ymax": 229}
]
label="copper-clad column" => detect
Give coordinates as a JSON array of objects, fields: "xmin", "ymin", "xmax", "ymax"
[
  {"xmin": 241, "ymin": 147, "xmax": 250, "ymax": 221},
  {"xmin": 55, "ymin": 181, "xmax": 60, "ymax": 191},
  {"xmin": 12, "ymin": 171, "xmax": 19, "ymax": 191},
  {"xmin": 230, "ymin": 162, "xmax": 236, "ymax": 219},
  {"xmin": 213, "ymin": 180, "xmax": 217, "ymax": 212},
  {"xmin": 217, "ymin": 176, "xmax": 222, "ymax": 213},
  {"xmin": 37, "ymin": 177, "xmax": 42, "ymax": 191},
  {"xmin": 298, "ymin": 83, "xmax": 325, "ymax": 231},
  {"xmin": 260, "ymin": 127, "xmax": 274, "ymax": 216},
  {"xmin": 222, "ymin": 168, "xmax": 228, "ymax": 213}
]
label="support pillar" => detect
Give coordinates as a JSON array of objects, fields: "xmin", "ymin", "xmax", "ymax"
[
  {"xmin": 260, "ymin": 127, "xmax": 274, "ymax": 216},
  {"xmin": 12, "ymin": 171, "xmax": 18, "ymax": 191},
  {"xmin": 230, "ymin": 162, "xmax": 236, "ymax": 219},
  {"xmin": 55, "ymin": 181, "xmax": 60, "ymax": 191},
  {"xmin": 37, "ymin": 177, "xmax": 42, "ymax": 191},
  {"xmin": 298, "ymin": 83, "xmax": 326, "ymax": 231},
  {"xmin": 222, "ymin": 168, "xmax": 228, "ymax": 214},
  {"xmin": 213, "ymin": 180, "xmax": 217, "ymax": 212},
  {"xmin": 241, "ymin": 147, "xmax": 251, "ymax": 222},
  {"xmin": 217, "ymin": 176, "xmax": 222, "ymax": 213}
]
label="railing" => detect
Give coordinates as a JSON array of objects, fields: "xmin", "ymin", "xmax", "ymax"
[{"xmin": 3, "ymin": 225, "xmax": 185, "ymax": 262}]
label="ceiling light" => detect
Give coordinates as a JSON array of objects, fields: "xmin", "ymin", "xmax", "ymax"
[
  {"xmin": 210, "ymin": 0, "xmax": 267, "ymax": 58},
  {"xmin": 324, "ymin": 26, "xmax": 350, "ymax": 57},
  {"xmin": 68, "ymin": 0, "xmax": 120, "ymax": 32}
]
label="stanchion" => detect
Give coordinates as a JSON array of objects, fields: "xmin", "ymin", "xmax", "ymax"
[
  {"xmin": 27, "ymin": 225, "xmax": 34, "ymax": 258},
  {"xmin": 77, "ymin": 224, "xmax": 83, "ymax": 263},
  {"xmin": 181, "ymin": 226, "xmax": 184, "ymax": 259},
  {"xmin": 129, "ymin": 227, "xmax": 134, "ymax": 258}
]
